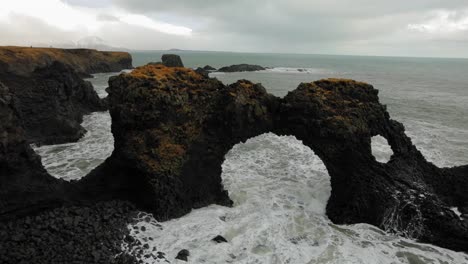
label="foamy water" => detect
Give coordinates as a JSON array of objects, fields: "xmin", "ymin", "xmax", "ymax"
[{"xmin": 33, "ymin": 67, "xmax": 468, "ymax": 263}]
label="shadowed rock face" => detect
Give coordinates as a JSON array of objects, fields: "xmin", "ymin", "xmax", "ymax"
[
  {"xmin": 0, "ymin": 61, "xmax": 106, "ymax": 145},
  {"xmin": 85, "ymin": 64, "xmax": 467, "ymax": 251},
  {"xmin": 162, "ymin": 54, "xmax": 184, "ymax": 67},
  {"xmin": 0, "ymin": 47, "xmax": 132, "ymax": 145},
  {"xmin": 0, "ymin": 81, "xmax": 68, "ymax": 219}
]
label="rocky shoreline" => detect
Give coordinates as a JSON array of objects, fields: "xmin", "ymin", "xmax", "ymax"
[
  {"xmin": 1, "ymin": 52, "xmax": 467, "ymax": 263},
  {"xmin": 0, "ymin": 47, "xmax": 132, "ymax": 145}
]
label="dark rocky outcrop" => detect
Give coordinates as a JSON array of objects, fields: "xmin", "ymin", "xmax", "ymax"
[
  {"xmin": 0, "ymin": 46, "xmax": 133, "ymax": 77},
  {"xmin": 0, "ymin": 82, "xmax": 137, "ymax": 263},
  {"xmin": 212, "ymin": 235, "xmax": 228, "ymax": 243},
  {"xmin": 0, "ymin": 81, "xmax": 68, "ymax": 218},
  {"xmin": 175, "ymin": 249, "xmax": 190, "ymax": 261},
  {"xmin": 0, "ymin": 61, "xmax": 106, "ymax": 145},
  {"xmin": 217, "ymin": 64, "xmax": 266, "ymax": 72},
  {"xmin": 203, "ymin": 65, "xmax": 216, "ymax": 71},
  {"xmin": 161, "ymin": 54, "xmax": 184, "ymax": 67},
  {"xmin": 0, "ymin": 46, "xmax": 132, "ymax": 145},
  {"xmin": 1, "ymin": 54, "xmax": 467, "ymax": 255},
  {"xmin": 83, "ymin": 65, "xmax": 467, "ymax": 252}
]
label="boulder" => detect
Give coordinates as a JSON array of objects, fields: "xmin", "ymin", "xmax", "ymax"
[{"xmin": 161, "ymin": 54, "xmax": 184, "ymax": 67}]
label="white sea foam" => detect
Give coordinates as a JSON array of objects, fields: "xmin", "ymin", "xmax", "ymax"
[
  {"xmin": 124, "ymin": 134, "xmax": 468, "ymax": 264},
  {"xmin": 263, "ymin": 67, "xmax": 332, "ymax": 74},
  {"xmin": 371, "ymin": 135, "xmax": 393, "ymax": 163}
]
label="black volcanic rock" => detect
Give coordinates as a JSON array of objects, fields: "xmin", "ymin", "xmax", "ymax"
[
  {"xmin": 162, "ymin": 54, "xmax": 184, "ymax": 67},
  {"xmin": 0, "ymin": 81, "xmax": 68, "ymax": 219},
  {"xmin": 83, "ymin": 65, "xmax": 468, "ymax": 252},
  {"xmin": 195, "ymin": 67, "xmax": 209, "ymax": 77},
  {"xmin": 217, "ymin": 64, "xmax": 266, "ymax": 72},
  {"xmin": 0, "ymin": 61, "xmax": 106, "ymax": 145},
  {"xmin": 212, "ymin": 235, "xmax": 228, "ymax": 243},
  {"xmin": 175, "ymin": 249, "xmax": 190, "ymax": 261},
  {"xmin": 203, "ymin": 65, "xmax": 216, "ymax": 71}
]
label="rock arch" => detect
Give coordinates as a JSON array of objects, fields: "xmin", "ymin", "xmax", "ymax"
[{"xmin": 1, "ymin": 63, "xmax": 467, "ymax": 252}]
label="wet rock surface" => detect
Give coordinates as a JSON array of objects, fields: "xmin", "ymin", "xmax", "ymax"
[
  {"xmin": 217, "ymin": 64, "xmax": 266, "ymax": 72},
  {"xmin": 0, "ymin": 81, "xmax": 68, "ymax": 220}
]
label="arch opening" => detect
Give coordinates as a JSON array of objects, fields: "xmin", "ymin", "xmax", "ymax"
[
  {"xmin": 221, "ymin": 133, "xmax": 331, "ymax": 215},
  {"xmin": 31, "ymin": 73, "xmax": 116, "ymax": 181},
  {"xmin": 371, "ymin": 135, "xmax": 394, "ymax": 163}
]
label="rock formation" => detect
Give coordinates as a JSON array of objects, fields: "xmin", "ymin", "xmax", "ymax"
[
  {"xmin": 0, "ymin": 81, "xmax": 68, "ymax": 219},
  {"xmin": 0, "ymin": 46, "xmax": 133, "ymax": 77},
  {"xmin": 0, "ymin": 81, "xmax": 137, "ymax": 264},
  {"xmin": 203, "ymin": 65, "xmax": 216, "ymax": 71},
  {"xmin": 161, "ymin": 54, "xmax": 184, "ymax": 67},
  {"xmin": 1, "ymin": 52, "xmax": 467, "ymax": 254},
  {"xmin": 0, "ymin": 62, "xmax": 105, "ymax": 145},
  {"xmin": 84, "ymin": 64, "xmax": 467, "ymax": 252},
  {"xmin": 0, "ymin": 47, "xmax": 133, "ymax": 145},
  {"xmin": 217, "ymin": 64, "xmax": 266, "ymax": 72}
]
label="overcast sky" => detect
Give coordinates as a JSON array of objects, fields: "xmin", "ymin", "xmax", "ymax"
[{"xmin": 1, "ymin": 0, "xmax": 468, "ymax": 57}]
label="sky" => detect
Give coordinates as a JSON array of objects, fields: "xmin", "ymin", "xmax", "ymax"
[{"xmin": 1, "ymin": 0, "xmax": 468, "ymax": 57}]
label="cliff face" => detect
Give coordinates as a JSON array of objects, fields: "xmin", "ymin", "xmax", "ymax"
[
  {"xmin": 0, "ymin": 46, "xmax": 131, "ymax": 145},
  {"xmin": 83, "ymin": 63, "xmax": 468, "ymax": 252},
  {"xmin": 0, "ymin": 81, "xmax": 67, "ymax": 219},
  {"xmin": 0, "ymin": 46, "xmax": 133, "ymax": 77},
  {"xmin": 0, "ymin": 61, "xmax": 106, "ymax": 145}
]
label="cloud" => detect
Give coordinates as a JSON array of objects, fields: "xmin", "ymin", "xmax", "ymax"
[{"xmin": 1, "ymin": 0, "xmax": 468, "ymax": 57}]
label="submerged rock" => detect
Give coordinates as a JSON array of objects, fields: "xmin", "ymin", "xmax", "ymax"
[
  {"xmin": 175, "ymin": 249, "xmax": 190, "ymax": 261},
  {"xmin": 217, "ymin": 64, "xmax": 266, "ymax": 72},
  {"xmin": 162, "ymin": 54, "xmax": 184, "ymax": 67},
  {"xmin": 212, "ymin": 235, "xmax": 228, "ymax": 243}
]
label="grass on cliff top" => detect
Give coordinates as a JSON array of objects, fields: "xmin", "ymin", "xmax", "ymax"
[{"xmin": 0, "ymin": 46, "xmax": 130, "ymax": 66}]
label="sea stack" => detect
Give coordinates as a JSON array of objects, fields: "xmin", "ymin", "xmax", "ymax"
[
  {"xmin": 162, "ymin": 54, "xmax": 184, "ymax": 67},
  {"xmin": 82, "ymin": 62, "xmax": 468, "ymax": 252}
]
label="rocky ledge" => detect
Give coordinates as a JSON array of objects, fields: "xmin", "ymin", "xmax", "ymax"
[
  {"xmin": 83, "ymin": 63, "xmax": 467, "ymax": 252},
  {"xmin": 0, "ymin": 46, "xmax": 132, "ymax": 77},
  {"xmin": 0, "ymin": 47, "xmax": 133, "ymax": 145},
  {"xmin": 217, "ymin": 64, "xmax": 266, "ymax": 72}
]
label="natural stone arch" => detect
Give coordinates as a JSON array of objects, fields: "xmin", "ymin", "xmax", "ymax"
[
  {"xmin": 3, "ymin": 63, "xmax": 467, "ymax": 252},
  {"xmin": 81, "ymin": 66, "xmax": 468, "ymax": 252}
]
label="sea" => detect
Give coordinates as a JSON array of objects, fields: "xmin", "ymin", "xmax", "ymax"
[{"xmin": 33, "ymin": 51, "xmax": 468, "ymax": 263}]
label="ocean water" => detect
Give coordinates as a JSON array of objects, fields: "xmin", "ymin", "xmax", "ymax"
[{"xmin": 33, "ymin": 52, "xmax": 468, "ymax": 263}]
